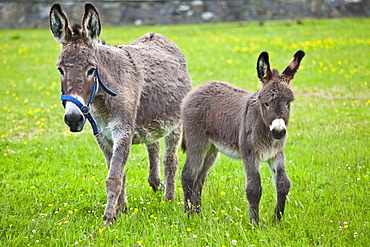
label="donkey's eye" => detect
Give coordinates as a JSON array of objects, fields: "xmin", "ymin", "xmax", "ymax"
[
  {"xmin": 286, "ymin": 103, "xmax": 290, "ymax": 109},
  {"xmin": 264, "ymin": 103, "xmax": 269, "ymax": 108},
  {"xmin": 57, "ymin": 67, "xmax": 64, "ymax": 77},
  {"xmin": 87, "ymin": 68, "xmax": 96, "ymax": 77}
]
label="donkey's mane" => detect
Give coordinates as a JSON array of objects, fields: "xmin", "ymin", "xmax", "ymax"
[{"xmin": 70, "ymin": 23, "xmax": 109, "ymax": 45}]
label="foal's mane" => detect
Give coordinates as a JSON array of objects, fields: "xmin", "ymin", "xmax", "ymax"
[{"xmin": 70, "ymin": 24, "xmax": 84, "ymax": 43}]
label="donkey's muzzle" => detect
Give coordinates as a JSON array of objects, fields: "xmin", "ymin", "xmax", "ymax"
[
  {"xmin": 64, "ymin": 112, "xmax": 86, "ymax": 132},
  {"xmin": 270, "ymin": 119, "xmax": 286, "ymax": 140},
  {"xmin": 271, "ymin": 127, "xmax": 286, "ymax": 139}
]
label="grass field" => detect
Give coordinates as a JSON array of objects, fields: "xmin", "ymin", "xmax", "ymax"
[{"xmin": 1, "ymin": 18, "xmax": 369, "ymax": 246}]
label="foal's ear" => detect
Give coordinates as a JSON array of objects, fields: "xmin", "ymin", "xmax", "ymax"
[
  {"xmin": 49, "ymin": 3, "xmax": 72, "ymax": 45},
  {"xmin": 82, "ymin": 3, "xmax": 101, "ymax": 47},
  {"xmin": 257, "ymin": 52, "xmax": 272, "ymax": 84},
  {"xmin": 282, "ymin": 50, "xmax": 305, "ymax": 82}
]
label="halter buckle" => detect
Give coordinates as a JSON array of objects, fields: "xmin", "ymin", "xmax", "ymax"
[{"xmin": 81, "ymin": 105, "xmax": 90, "ymax": 115}]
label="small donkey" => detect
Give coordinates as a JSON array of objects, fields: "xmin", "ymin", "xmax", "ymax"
[
  {"xmin": 50, "ymin": 3, "xmax": 191, "ymax": 224},
  {"xmin": 181, "ymin": 51, "xmax": 305, "ymax": 224}
]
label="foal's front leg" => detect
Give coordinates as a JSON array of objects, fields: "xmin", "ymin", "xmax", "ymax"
[
  {"xmin": 104, "ymin": 126, "xmax": 133, "ymax": 224},
  {"xmin": 243, "ymin": 155, "xmax": 262, "ymax": 225},
  {"xmin": 268, "ymin": 151, "xmax": 291, "ymax": 221}
]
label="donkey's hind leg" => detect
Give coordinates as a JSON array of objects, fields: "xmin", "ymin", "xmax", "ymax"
[
  {"xmin": 116, "ymin": 173, "xmax": 127, "ymax": 214},
  {"xmin": 268, "ymin": 151, "xmax": 291, "ymax": 221},
  {"xmin": 146, "ymin": 141, "xmax": 163, "ymax": 192},
  {"xmin": 163, "ymin": 125, "xmax": 181, "ymax": 200}
]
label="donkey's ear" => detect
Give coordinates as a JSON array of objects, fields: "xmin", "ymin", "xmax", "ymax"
[
  {"xmin": 257, "ymin": 52, "xmax": 272, "ymax": 84},
  {"xmin": 282, "ymin": 50, "xmax": 305, "ymax": 82},
  {"xmin": 82, "ymin": 3, "xmax": 101, "ymax": 47},
  {"xmin": 49, "ymin": 3, "xmax": 72, "ymax": 44}
]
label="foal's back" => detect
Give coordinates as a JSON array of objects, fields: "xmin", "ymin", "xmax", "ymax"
[{"xmin": 181, "ymin": 81, "xmax": 253, "ymax": 153}]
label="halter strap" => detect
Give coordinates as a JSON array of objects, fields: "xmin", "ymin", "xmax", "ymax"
[
  {"xmin": 94, "ymin": 68, "xmax": 117, "ymax": 96},
  {"xmin": 60, "ymin": 68, "xmax": 117, "ymax": 135}
]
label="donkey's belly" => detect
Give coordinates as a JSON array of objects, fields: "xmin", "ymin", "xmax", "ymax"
[
  {"xmin": 132, "ymin": 120, "xmax": 180, "ymax": 144},
  {"xmin": 213, "ymin": 142, "xmax": 241, "ymax": 159}
]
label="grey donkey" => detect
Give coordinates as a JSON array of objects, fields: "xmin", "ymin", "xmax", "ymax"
[
  {"xmin": 49, "ymin": 3, "xmax": 191, "ymax": 224},
  {"xmin": 181, "ymin": 50, "xmax": 305, "ymax": 224}
]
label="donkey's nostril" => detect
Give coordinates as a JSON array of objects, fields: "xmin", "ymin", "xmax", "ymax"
[
  {"xmin": 77, "ymin": 115, "xmax": 84, "ymax": 124},
  {"xmin": 64, "ymin": 114, "xmax": 70, "ymax": 125},
  {"xmin": 64, "ymin": 112, "xmax": 85, "ymax": 132}
]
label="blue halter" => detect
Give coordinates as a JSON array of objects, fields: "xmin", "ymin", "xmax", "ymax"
[{"xmin": 60, "ymin": 68, "xmax": 117, "ymax": 135}]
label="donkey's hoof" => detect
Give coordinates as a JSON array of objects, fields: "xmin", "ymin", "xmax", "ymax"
[
  {"xmin": 116, "ymin": 205, "xmax": 127, "ymax": 215},
  {"xmin": 151, "ymin": 182, "xmax": 164, "ymax": 192},
  {"xmin": 103, "ymin": 211, "xmax": 117, "ymax": 225},
  {"xmin": 104, "ymin": 216, "xmax": 116, "ymax": 225},
  {"xmin": 165, "ymin": 191, "xmax": 175, "ymax": 201}
]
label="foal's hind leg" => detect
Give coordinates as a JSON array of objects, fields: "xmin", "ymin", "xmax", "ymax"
[
  {"xmin": 163, "ymin": 125, "xmax": 181, "ymax": 200},
  {"xmin": 268, "ymin": 151, "xmax": 291, "ymax": 221},
  {"xmin": 181, "ymin": 139, "xmax": 214, "ymax": 213},
  {"xmin": 181, "ymin": 154, "xmax": 203, "ymax": 213},
  {"xmin": 146, "ymin": 141, "xmax": 163, "ymax": 192},
  {"xmin": 193, "ymin": 145, "xmax": 218, "ymax": 209}
]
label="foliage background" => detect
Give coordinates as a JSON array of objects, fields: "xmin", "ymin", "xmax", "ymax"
[{"xmin": 0, "ymin": 18, "xmax": 369, "ymax": 246}]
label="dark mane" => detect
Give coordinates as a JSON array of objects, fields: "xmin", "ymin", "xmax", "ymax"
[{"xmin": 71, "ymin": 23, "xmax": 109, "ymax": 45}]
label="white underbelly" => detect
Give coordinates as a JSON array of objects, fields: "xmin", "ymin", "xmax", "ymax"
[
  {"xmin": 132, "ymin": 121, "xmax": 180, "ymax": 144},
  {"xmin": 213, "ymin": 142, "xmax": 241, "ymax": 159}
]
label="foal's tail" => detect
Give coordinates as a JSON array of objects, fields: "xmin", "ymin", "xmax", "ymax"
[{"xmin": 181, "ymin": 127, "xmax": 187, "ymax": 153}]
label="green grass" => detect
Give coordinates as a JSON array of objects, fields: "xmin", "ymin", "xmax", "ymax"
[{"xmin": 1, "ymin": 18, "xmax": 369, "ymax": 246}]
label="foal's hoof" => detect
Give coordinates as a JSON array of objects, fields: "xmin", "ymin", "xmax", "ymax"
[
  {"xmin": 250, "ymin": 218, "xmax": 259, "ymax": 226},
  {"xmin": 274, "ymin": 208, "xmax": 284, "ymax": 221},
  {"xmin": 184, "ymin": 206, "xmax": 201, "ymax": 216}
]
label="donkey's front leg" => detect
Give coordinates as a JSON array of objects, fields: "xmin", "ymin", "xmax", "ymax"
[
  {"xmin": 243, "ymin": 155, "xmax": 262, "ymax": 225},
  {"xmin": 104, "ymin": 127, "xmax": 133, "ymax": 224},
  {"xmin": 268, "ymin": 151, "xmax": 291, "ymax": 221}
]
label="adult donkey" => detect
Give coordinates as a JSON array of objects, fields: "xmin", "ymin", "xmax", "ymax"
[
  {"xmin": 181, "ymin": 51, "xmax": 304, "ymax": 224},
  {"xmin": 49, "ymin": 3, "xmax": 191, "ymax": 224}
]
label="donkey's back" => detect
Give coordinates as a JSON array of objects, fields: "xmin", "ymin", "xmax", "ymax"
[{"xmin": 128, "ymin": 33, "xmax": 191, "ymax": 141}]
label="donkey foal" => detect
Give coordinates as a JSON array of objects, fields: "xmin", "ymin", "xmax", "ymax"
[{"xmin": 181, "ymin": 51, "xmax": 305, "ymax": 224}]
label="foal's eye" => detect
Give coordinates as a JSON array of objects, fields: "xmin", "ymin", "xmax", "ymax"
[
  {"xmin": 57, "ymin": 67, "xmax": 64, "ymax": 77},
  {"xmin": 286, "ymin": 103, "xmax": 290, "ymax": 109},
  {"xmin": 264, "ymin": 103, "xmax": 269, "ymax": 108},
  {"xmin": 87, "ymin": 68, "xmax": 96, "ymax": 77}
]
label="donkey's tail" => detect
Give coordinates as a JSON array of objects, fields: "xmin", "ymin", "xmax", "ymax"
[{"xmin": 181, "ymin": 127, "xmax": 186, "ymax": 153}]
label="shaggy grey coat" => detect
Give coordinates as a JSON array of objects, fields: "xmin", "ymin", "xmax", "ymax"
[
  {"xmin": 181, "ymin": 51, "xmax": 304, "ymax": 224},
  {"xmin": 50, "ymin": 3, "xmax": 191, "ymax": 224}
]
